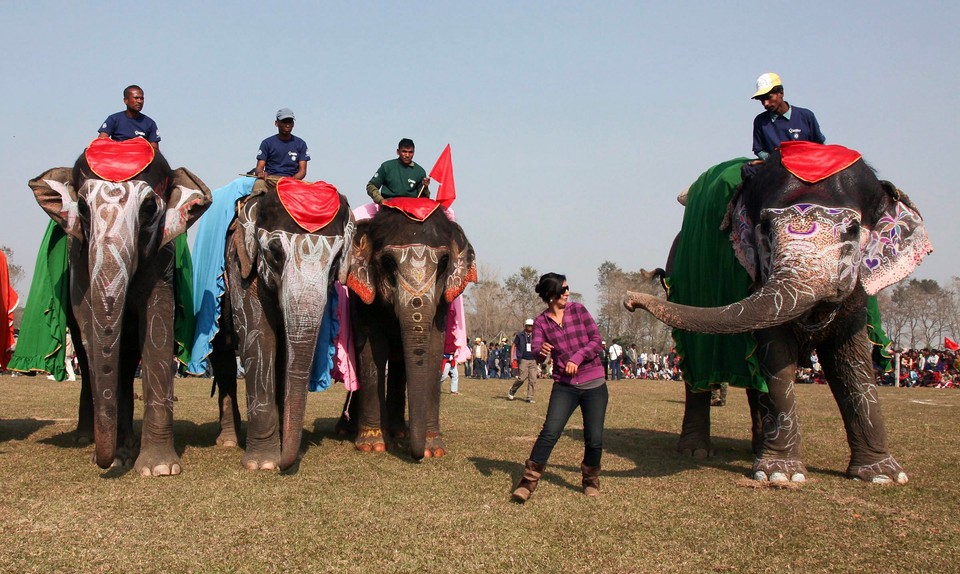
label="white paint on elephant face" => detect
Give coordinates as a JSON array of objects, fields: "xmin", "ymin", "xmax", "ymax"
[
  {"xmin": 759, "ymin": 205, "xmax": 863, "ymax": 303},
  {"xmin": 255, "ymin": 230, "xmax": 346, "ymax": 341},
  {"xmin": 82, "ymin": 179, "xmax": 160, "ymax": 301}
]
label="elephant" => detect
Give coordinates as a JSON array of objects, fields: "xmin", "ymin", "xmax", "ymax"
[
  {"xmin": 213, "ymin": 179, "xmax": 354, "ymax": 471},
  {"xmin": 29, "ymin": 137, "xmax": 211, "ymax": 475},
  {"xmin": 340, "ymin": 200, "xmax": 476, "ymax": 460},
  {"xmin": 624, "ymin": 144, "xmax": 932, "ymax": 484}
]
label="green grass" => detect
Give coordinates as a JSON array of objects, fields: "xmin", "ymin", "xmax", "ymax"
[{"xmin": 1, "ymin": 374, "xmax": 957, "ymax": 573}]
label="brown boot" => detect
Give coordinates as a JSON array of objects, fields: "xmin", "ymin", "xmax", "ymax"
[
  {"xmin": 512, "ymin": 459, "xmax": 545, "ymax": 503},
  {"xmin": 581, "ymin": 463, "xmax": 601, "ymax": 496}
]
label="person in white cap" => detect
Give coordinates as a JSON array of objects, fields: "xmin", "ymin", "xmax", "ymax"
[
  {"xmin": 508, "ymin": 318, "xmax": 538, "ymax": 402},
  {"xmin": 750, "ymin": 72, "xmax": 825, "ymax": 161},
  {"xmin": 254, "ymin": 108, "xmax": 310, "ymax": 190}
]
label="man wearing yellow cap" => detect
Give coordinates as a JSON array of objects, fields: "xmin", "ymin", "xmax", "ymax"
[{"xmin": 751, "ymin": 72, "xmax": 825, "ymax": 160}]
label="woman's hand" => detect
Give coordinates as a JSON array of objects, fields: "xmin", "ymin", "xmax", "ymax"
[
  {"xmin": 564, "ymin": 361, "xmax": 579, "ymax": 375},
  {"xmin": 539, "ymin": 342, "xmax": 553, "ymax": 358}
]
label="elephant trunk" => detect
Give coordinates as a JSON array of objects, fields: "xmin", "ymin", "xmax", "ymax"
[
  {"xmin": 88, "ymin": 246, "xmax": 132, "ymax": 469},
  {"xmin": 625, "ymin": 275, "xmax": 825, "ymax": 334},
  {"xmin": 399, "ymin": 325, "xmax": 441, "ymax": 461},
  {"xmin": 278, "ymin": 283, "xmax": 329, "ymax": 471}
]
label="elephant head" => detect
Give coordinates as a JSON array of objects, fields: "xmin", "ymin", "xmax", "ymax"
[
  {"xmin": 229, "ymin": 181, "xmax": 354, "ymax": 471},
  {"xmin": 29, "ymin": 138, "xmax": 211, "ymax": 468},
  {"xmin": 626, "ymin": 149, "xmax": 932, "ymax": 334},
  {"xmin": 347, "ymin": 205, "xmax": 476, "ymax": 459}
]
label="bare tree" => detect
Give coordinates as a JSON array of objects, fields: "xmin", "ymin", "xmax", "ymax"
[{"xmin": 0, "ymin": 246, "xmax": 24, "ymax": 291}]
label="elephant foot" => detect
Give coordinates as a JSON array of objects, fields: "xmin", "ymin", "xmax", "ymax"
[
  {"xmin": 241, "ymin": 453, "xmax": 279, "ymax": 471},
  {"xmin": 355, "ymin": 427, "xmax": 386, "ymax": 453},
  {"xmin": 422, "ymin": 431, "xmax": 446, "ymax": 458},
  {"xmin": 216, "ymin": 429, "xmax": 240, "ymax": 448},
  {"xmin": 752, "ymin": 458, "xmax": 808, "ymax": 483},
  {"xmin": 848, "ymin": 456, "xmax": 909, "ymax": 485},
  {"xmin": 676, "ymin": 434, "xmax": 713, "ymax": 459},
  {"xmin": 134, "ymin": 447, "xmax": 182, "ymax": 477}
]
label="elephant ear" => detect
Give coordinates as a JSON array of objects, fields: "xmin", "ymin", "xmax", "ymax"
[
  {"xmin": 336, "ymin": 209, "xmax": 357, "ymax": 285},
  {"xmin": 233, "ymin": 197, "xmax": 260, "ymax": 280},
  {"xmin": 160, "ymin": 168, "xmax": 212, "ymax": 248},
  {"xmin": 859, "ymin": 181, "xmax": 933, "ymax": 296},
  {"xmin": 445, "ymin": 223, "xmax": 477, "ymax": 303},
  {"xmin": 29, "ymin": 168, "xmax": 82, "ymax": 240},
  {"xmin": 726, "ymin": 195, "xmax": 760, "ymax": 282},
  {"xmin": 345, "ymin": 224, "xmax": 376, "ymax": 304}
]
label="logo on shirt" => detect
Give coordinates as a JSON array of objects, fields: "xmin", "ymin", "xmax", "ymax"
[
  {"xmin": 407, "ymin": 179, "xmax": 416, "ymax": 188},
  {"xmin": 288, "ymin": 152, "xmax": 298, "ymax": 162},
  {"xmin": 135, "ymin": 130, "xmax": 146, "ymax": 137},
  {"xmin": 789, "ymin": 128, "xmax": 802, "ymax": 140}
]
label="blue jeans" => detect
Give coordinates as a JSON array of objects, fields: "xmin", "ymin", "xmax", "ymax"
[
  {"xmin": 610, "ymin": 358, "xmax": 622, "ymax": 380},
  {"xmin": 529, "ymin": 382, "xmax": 608, "ymax": 468}
]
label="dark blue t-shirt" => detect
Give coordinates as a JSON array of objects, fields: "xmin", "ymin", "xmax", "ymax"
[
  {"xmin": 98, "ymin": 111, "xmax": 160, "ymax": 143},
  {"xmin": 256, "ymin": 135, "xmax": 310, "ymax": 176},
  {"xmin": 752, "ymin": 104, "xmax": 824, "ymax": 158}
]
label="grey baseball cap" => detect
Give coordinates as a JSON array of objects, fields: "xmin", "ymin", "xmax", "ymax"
[{"xmin": 276, "ymin": 108, "xmax": 295, "ymax": 121}]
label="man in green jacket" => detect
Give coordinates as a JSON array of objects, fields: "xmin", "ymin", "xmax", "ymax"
[{"xmin": 366, "ymin": 138, "xmax": 431, "ymax": 204}]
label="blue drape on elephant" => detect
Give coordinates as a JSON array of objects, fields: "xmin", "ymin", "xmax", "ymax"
[
  {"xmin": 10, "ymin": 220, "xmax": 196, "ymax": 381},
  {"xmin": 665, "ymin": 158, "xmax": 768, "ymax": 393},
  {"xmin": 8, "ymin": 220, "xmax": 69, "ymax": 379}
]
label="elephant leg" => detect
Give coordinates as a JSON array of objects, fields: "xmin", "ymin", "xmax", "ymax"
[
  {"xmin": 334, "ymin": 392, "xmax": 358, "ymax": 437},
  {"xmin": 423, "ymin": 372, "xmax": 445, "ymax": 458},
  {"xmin": 677, "ymin": 385, "xmax": 713, "ymax": 458},
  {"xmin": 70, "ymin": 314, "xmax": 94, "ymax": 445},
  {"xmin": 817, "ymin": 328, "xmax": 907, "ymax": 484},
  {"xmin": 355, "ymin": 350, "xmax": 387, "ymax": 453},
  {"xmin": 751, "ymin": 326, "xmax": 807, "ymax": 483},
  {"xmin": 133, "ymin": 280, "xmax": 181, "ymax": 477},
  {"xmin": 238, "ymin": 315, "xmax": 281, "ymax": 470},
  {"xmin": 210, "ymin": 335, "xmax": 241, "ymax": 448},
  {"xmin": 746, "ymin": 388, "xmax": 763, "ymax": 456},
  {"xmin": 115, "ymin": 335, "xmax": 140, "ymax": 468}
]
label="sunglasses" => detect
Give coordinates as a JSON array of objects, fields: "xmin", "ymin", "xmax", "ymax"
[{"xmin": 560, "ymin": 286, "xmax": 570, "ymax": 294}]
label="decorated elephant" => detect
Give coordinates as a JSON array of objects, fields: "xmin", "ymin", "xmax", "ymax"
[
  {"xmin": 26, "ymin": 137, "xmax": 211, "ymax": 474},
  {"xmin": 341, "ymin": 198, "xmax": 476, "ymax": 460},
  {"xmin": 624, "ymin": 142, "xmax": 932, "ymax": 484},
  {"xmin": 212, "ymin": 178, "xmax": 353, "ymax": 471}
]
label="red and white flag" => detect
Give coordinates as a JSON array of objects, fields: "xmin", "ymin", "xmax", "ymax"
[
  {"xmin": 944, "ymin": 337, "xmax": 959, "ymax": 352},
  {"xmin": 430, "ymin": 144, "xmax": 456, "ymax": 208}
]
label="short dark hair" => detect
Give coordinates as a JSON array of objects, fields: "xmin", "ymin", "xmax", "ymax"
[
  {"xmin": 124, "ymin": 85, "xmax": 143, "ymax": 98},
  {"xmin": 770, "ymin": 85, "xmax": 783, "ymax": 95},
  {"xmin": 398, "ymin": 138, "xmax": 415, "ymax": 149},
  {"xmin": 535, "ymin": 272, "xmax": 567, "ymax": 303}
]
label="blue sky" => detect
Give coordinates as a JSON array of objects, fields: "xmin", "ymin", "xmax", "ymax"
[{"xmin": 2, "ymin": 1, "xmax": 957, "ymax": 309}]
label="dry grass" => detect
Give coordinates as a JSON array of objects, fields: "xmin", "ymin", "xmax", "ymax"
[{"xmin": 0, "ymin": 373, "xmax": 958, "ymax": 573}]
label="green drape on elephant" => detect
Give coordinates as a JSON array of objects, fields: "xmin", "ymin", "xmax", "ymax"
[
  {"xmin": 8, "ymin": 220, "xmax": 70, "ymax": 380},
  {"xmin": 867, "ymin": 295, "xmax": 893, "ymax": 372},
  {"xmin": 173, "ymin": 233, "xmax": 195, "ymax": 367},
  {"xmin": 665, "ymin": 158, "xmax": 768, "ymax": 393},
  {"xmin": 9, "ymin": 222, "xmax": 196, "ymax": 380}
]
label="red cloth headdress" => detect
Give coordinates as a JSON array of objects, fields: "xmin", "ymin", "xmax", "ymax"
[
  {"xmin": 780, "ymin": 141, "xmax": 862, "ymax": 183},
  {"xmin": 276, "ymin": 178, "xmax": 341, "ymax": 232},
  {"xmin": 84, "ymin": 137, "xmax": 155, "ymax": 182}
]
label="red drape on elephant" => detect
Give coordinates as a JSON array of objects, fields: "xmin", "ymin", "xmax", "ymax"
[{"xmin": 0, "ymin": 249, "xmax": 19, "ymax": 369}]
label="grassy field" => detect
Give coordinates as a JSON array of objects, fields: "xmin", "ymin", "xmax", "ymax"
[{"xmin": 0, "ymin": 373, "xmax": 957, "ymax": 573}]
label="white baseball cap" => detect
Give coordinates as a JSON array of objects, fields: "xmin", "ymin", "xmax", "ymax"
[{"xmin": 524, "ymin": 319, "xmax": 534, "ymax": 326}]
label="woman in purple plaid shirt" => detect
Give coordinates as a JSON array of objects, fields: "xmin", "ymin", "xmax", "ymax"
[{"xmin": 512, "ymin": 273, "xmax": 608, "ymax": 502}]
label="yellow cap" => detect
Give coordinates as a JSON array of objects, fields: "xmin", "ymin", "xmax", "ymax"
[{"xmin": 752, "ymin": 72, "xmax": 782, "ymax": 98}]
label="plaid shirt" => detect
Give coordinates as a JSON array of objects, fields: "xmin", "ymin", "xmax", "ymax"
[{"xmin": 532, "ymin": 301, "xmax": 605, "ymax": 385}]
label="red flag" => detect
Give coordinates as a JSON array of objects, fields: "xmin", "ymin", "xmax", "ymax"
[
  {"xmin": 429, "ymin": 144, "xmax": 456, "ymax": 208},
  {"xmin": 945, "ymin": 337, "xmax": 959, "ymax": 352}
]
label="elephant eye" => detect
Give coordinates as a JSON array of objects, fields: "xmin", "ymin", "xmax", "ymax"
[
  {"xmin": 380, "ymin": 254, "xmax": 398, "ymax": 286},
  {"xmin": 140, "ymin": 198, "xmax": 160, "ymax": 220},
  {"xmin": 437, "ymin": 254, "xmax": 450, "ymax": 277}
]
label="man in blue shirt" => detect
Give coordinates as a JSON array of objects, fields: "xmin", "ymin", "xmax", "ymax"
[
  {"xmin": 751, "ymin": 72, "xmax": 825, "ymax": 160},
  {"xmin": 97, "ymin": 85, "xmax": 161, "ymax": 150},
  {"xmin": 255, "ymin": 108, "xmax": 310, "ymax": 182}
]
